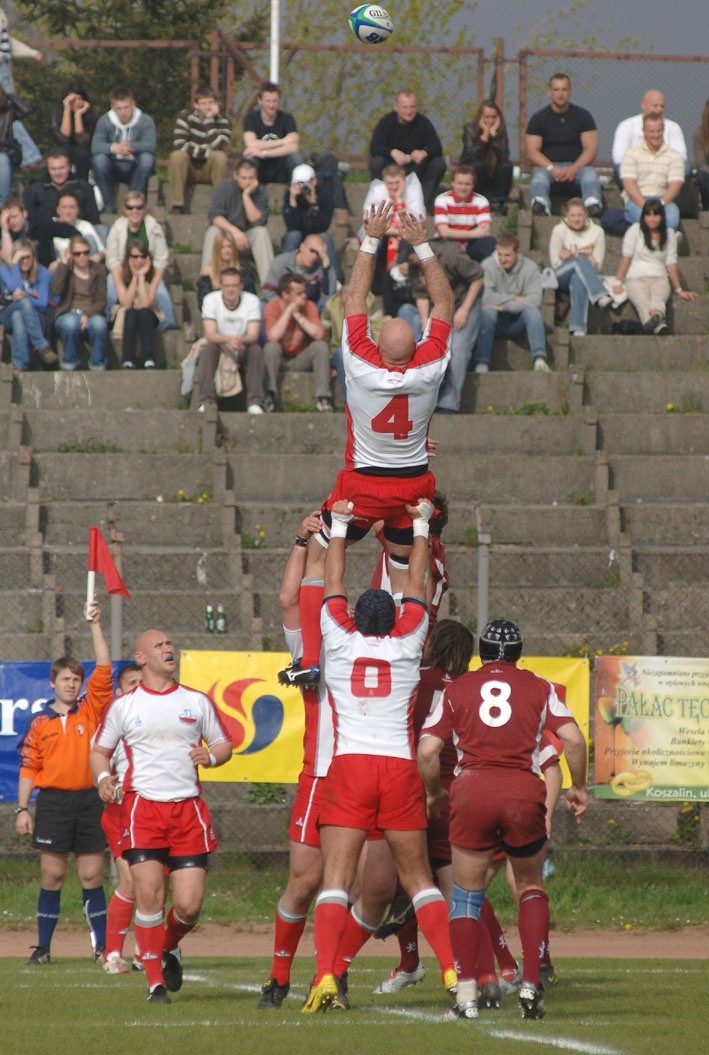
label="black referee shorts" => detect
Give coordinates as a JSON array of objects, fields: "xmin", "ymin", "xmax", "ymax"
[{"xmin": 32, "ymin": 787, "xmax": 107, "ymax": 854}]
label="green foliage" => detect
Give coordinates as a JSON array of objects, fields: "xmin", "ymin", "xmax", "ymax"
[
  {"xmin": 463, "ymin": 524, "xmax": 479, "ymax": 547},
  {"xmin": 243, "ymin": 782, "xmax": 287, "ymax": 805},
  {"xmin": 569, "ymin": 490, "xmax": 594, "ymax": 506},
  {"xmin": 56, "ymin": 439, "xmax": 123, "ymax": 453},
  {"xmin": 241, "ymin": 523, "xmax": 266, "ymax": 549}
]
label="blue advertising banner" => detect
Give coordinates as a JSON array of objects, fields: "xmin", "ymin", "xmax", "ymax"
[{"xmin": 0, "ymin": 661, "xmax": 122, "ymax": 802}]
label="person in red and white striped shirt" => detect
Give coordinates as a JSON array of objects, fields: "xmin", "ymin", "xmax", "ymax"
[{"xmin": 434, "ymin": 164, "xmax": 496, "ymax": 263}]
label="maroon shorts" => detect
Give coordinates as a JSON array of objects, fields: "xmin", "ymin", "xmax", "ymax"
[
  {"xmin": 319, "ymin": 754, "xmax": 427, "ymax": 832},
  {"xmin": 288, "ymin": 771, "xmax": 324, "ymax": 847},
  {"xmin": 101, "ymin": 800, "xmax": 125, "ymax": 858},
  {"xmin": 325, "ymin": 468, "xmax": 436, "ymax": 531},
  {"xmin": 121, "ymin": 793, "xmax": 218, "ymax": 856},
  {"xmin": 427, "ymin": 787, "xmax": 451, "ymax": 865},
  {"xmin": 449, "ymin": 768, "xmax": 546, "ymax": 853}
]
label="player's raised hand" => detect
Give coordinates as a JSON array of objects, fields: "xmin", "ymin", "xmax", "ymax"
[
  {"xmin": 331, "ymin": 499, "xmax": 354, "ymax": 524},
  {"xmin": 363, "ymin": 199, "xmax": 394, "ymax": 239},
  {"xmin": 405, "ymin": 498, "xmax": 434, "ymax": 522},
  {"xmin": 399, "ymin": 210, "xmax": 428, "ymax": 246}
]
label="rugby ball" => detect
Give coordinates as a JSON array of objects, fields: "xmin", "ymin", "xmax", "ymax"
[{"xmin": 349, "ymin": 5, "xmax": 393, "ymax": 44}]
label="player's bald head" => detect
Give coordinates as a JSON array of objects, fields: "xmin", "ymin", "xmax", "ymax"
[
  {"xmin": 134, "ymin": 628, "xmax": 163, "ymax": 661},
  {"xmin": 378, "ymin": 317, "xmax": 416, "ymax": 366}
]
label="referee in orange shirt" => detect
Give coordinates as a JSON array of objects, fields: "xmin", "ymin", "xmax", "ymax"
[{"xmin": 15, "ymin": 602, "xmax": 112, "ymax": 965}]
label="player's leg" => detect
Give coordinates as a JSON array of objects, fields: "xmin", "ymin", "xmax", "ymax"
[
  {"xmin": 333, "ymin": 836, "xmax": 396, "ymax": 990},
  {"xmin": 447, "ymin": 843, "xmax": 494, "ymax": 1018},
  {"xmin": 507, "ymin": 846, "xmax": 549, "ymax": 1017},
  {"xmin": 302, "ymin": 825, "xmax": 367, "ymax": 1012},
  {"xmin": 259, "ymin": 839, "xmax": 323, "ymax": 1008},
  {"xmin": 128, "ymin": 854, "xmax": 172, "ymax": 1000},
  {"xmin": 384, "ymin": 828, "xmax": 456, "ymax": 995},
  {"xmin": 104, "ymin": 855, "xmax": 135, "ymax": 972},
  {"xmin": 164, "ymin": 861, "xmax": 208, "ymax": 987}
]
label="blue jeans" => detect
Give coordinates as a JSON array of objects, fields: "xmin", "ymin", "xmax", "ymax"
[
  {"xmin": 91, "ymin": 152, "xmax": 155, "ymax": 211},
  {"xmin": 1, "ymin": 298, "xmax": 49, "ymax": 369},
  {"xmin": 397, "ymin": 302, "xmax": 423, "ymax": 343},
  {"xmin": 436, "ymin": 300, "xmax": 483, "ymax": 412},
  {"xmin": 555, "ymin": 256, "xmax": 607, "ymax": 333},
  {"xmin": 530, "ymin": 163, "xmax": 602, "ymax": 212},
  {"xmin": 624, "ymin": 198, "xmax": 680, "ymax": 231},
  {"xmin": 476, "ymin": 305, "xmax": 547, "ymax": 365},
  {"xmin": 54, "ymin": 311, "xmax": 108, "ymax": 369},
  {"xmin": 0, "ymin": 149, "xmax": 12, "ymax": 205}
]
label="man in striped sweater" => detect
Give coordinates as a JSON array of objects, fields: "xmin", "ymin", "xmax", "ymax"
[{"xmin": 168, "ymin": 87, "xmax": 232, "ymax": 214}]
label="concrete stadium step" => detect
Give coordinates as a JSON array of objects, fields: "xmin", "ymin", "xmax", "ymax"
[
  {"xmin": 220, "ymin": 411, "xmax": 593, "ymax": 456},
  {"xmin": 632, "ymin": 547, "xmax": 709, "ymax": 586},
  {"xmin": 65, "ymin": 623, "xmax": 254, "ymax": 660},
  {"xmin": 50, "ymin": 547, "xmax": 240, "ymax": 592},
  {"xmin": 171, "ymin": 252, "xmax": 203, "ymax": 284},
  {"xmin": 227, "ymin": 449, "xmax": 598, "ymax": 505},
  {"xmin": 610, "ymin": 455, "xmax": 709, "ymax": 501},
  {"xmin": 31, "ymin": 453, "xmax": 215, "ymax": 502},
  {"xmin": 0, "ymin": 549, "xmax": 34, "ymax": 581},
  {"xmin": 23, "ymin": 409, "xmax": 209, "ymax": 454},
  {"xmin": 621, "ymin": 503, "xmax": 709, "ymax": 545},
  {"xmin": 444, "ymin": 544, "xmax": 617, "ymax": 588},
  {"xmin": 0, "ymin": 501, "xmax": 28, "ymax": 541},
  {"xmin": 17, "ymin": 372, "xmax": 183, "ymax": 410},
  {"xmin": 41, "ymin": 500, "xmax": 226, "ymax": 548},
  {"xmin": 452, "ymin": 584, "xmax": 632, "ymax": 636},
  {"xmin": 585, "ymin": 371, "xmax": 709, "ymax": 412},
  {"xmin": 598, "ymin": 413, "xmax": 709, "ymax": 454},
  {"xmin": 651, "ymin": 626, "xmax": 709, "ymax": 657},
  {"xmin": 571, "ymin": 334, "xmax": 707, "ymax": 372}
]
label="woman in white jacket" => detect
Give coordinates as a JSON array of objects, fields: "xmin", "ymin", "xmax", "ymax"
[
  {"xmin": 613, "ymin": 199, "xmax": 697, "ymax": 334},
  {"xmin": 548, "ymin": 198, "xmax": 610, "ymax": 336}
]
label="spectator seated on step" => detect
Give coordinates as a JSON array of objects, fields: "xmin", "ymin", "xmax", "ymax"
[
  {"xmin": 358, "ymin": 163, "xmax": 424, "ymax": 303},
  {"xmin": 50, "ymin": 234, "xmax": 109, "ymax": 371},
  {"xmin": 168, "ymin": 86, "xmax": 232, "ymax": 214},
  {"xmin": 198, "ymin": 266, "xmax": 266, "ymax": 414},
  {"xmin": 525, "ymin": 72, "xmax": 602, "ymax": 217},
  {"xmin": 261, "ymin": 234, "xmax": 337, "ymax": 312},
  {"xmin": 113, "ymin": 240, "xmax": 162, "ymax": 370},
  {"xmin": 369, "ymin": 88, "xmax": 446, "ymax": 211},
  {"xmin": 201, "ymin": 158, "xmax": 273, "ymax": 288},
  {"xmin": 50, "ymin": 79, "xmax": 98, "ymax": 182},
  {"xmin": 48, "ymin": 191, "xmax": 105, "ymax": 271},
  {"xmin": 24, "ymin": 149, "xmax": 102, "ymax": 266},
  {"xmin": 105, "ymin": 191, "xmax": 175, "ymax": 331},
  {"xmin": 548, "ymin": 198, "xmax": 611, "ymax": 337},
  {"xmin": 263, "ymin": 272, "xmax": 333, "ymax": 413},
  {"xmin": 242, "ymin": 81, "xmax": 303, "ymax": 187},
  {"xmin": 197, "ymin": 228, "xmax": 257, "ymax": 311},
  {"xmin": 620, "ymin": 115, "xmax": 685, "ymax": 231},
  {"xmin": 0, "ymin": 236, "xmax": 56, "ymax": 371},
  {"xmin": 434, "ymin": 163, "xmax": 496, "ymax": 263},
  {"xmin": 612, "ymin": 89, "xmax": 689, "ymax": 188},
  {"xmin": 459, "ymin": 99, "xmax": 513, "ymax": 213},
  {"xmin": 91, "ymin": 88, "xmax": 156, "ymax": 214},
  {"xmin": 0, "ymin": 194, "xmax": 30, "ymax": 262},
  {"xmin": 475, "ymin": 234, "xmax": 550, "ymax": 374},
  {"xmin": 693, "ymin": 99, "xmax": 709, "ymax": 212},
  {"xmin": 282, "ymin": 161, "xmax": 337, "ymax": 260}
]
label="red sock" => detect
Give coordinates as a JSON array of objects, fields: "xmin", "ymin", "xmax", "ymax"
[
  {"xmin": 476, "ymin": 912, "xmax": 498, "ymax": 984},
  {"xmin": 481, "ymin": 896, "xmax": 517, "ymax": 974},
  {"xmin": 450, "ymin": 916, "xmax": 479, "ymax": 981},
  {"xmin": 134, "ymin": 911, "xmax": 165, "ymax": 989},
  {"xmin": 299, "ymin": 579, "xmax": 324, "ymax": 667},
  {"xmin": 396, "ymin": 914, "xmax": 420, "ymax": 973},
  {"xmin": 313, "ymin": 891, "xmax": 348, "ymax": 981},
  {"xmin": 164, "ymin": 906, "xmax": 195, "ymax": 952},
  {"xmin": 518, "ymin": 888, "xmax": 549, "ymax": 988},
  {"xmin": 270, "ymin": 903, "xmax": 307, "ymax": 984},
  {"xmin": 333, "ymin": 908, "xmax": 375, "ymax": 976},
  {"xmin": 105, "ymin": 890, "xmax": 135, "ymax": 958},
  {"xmin": 413, "ymin": 890, "xmax": 455, "ymax": 975}
]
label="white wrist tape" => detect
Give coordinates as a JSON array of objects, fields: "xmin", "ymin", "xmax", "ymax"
[
  {"xmin": 208, "ymin": 752, "xmax": 217, "ymax": 768},
  {"xmin": 413, "ymin": 519, "xmax": 430, "ymax": 539},
  {"xmin": 360, "ymin": 235, "xmax": 379, "ymax": 254},
  {"xmin": 414, "ymin": 242, "xmax": 434, "ymax": 261},
  {"xmin": 96, "ymin": 771, "xmax": 111, "ymax": 786},
  {"xmin": 329, "ymin": 518, "xmax": 349, "ymax": 539}
]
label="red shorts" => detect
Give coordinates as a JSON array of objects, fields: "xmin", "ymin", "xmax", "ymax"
[
  {"xmin": 121, "ymin": 793, "xmax": 218, "ymax": 856},
  {"xmin": 101, "ymin": 800, "xmax": 125, "ymax": 858},
  {"xmin": 326, "ymin": 468, "xmax": 436, "ymax": 530},
  {"xmin": 319, "ymin": 754, "xmax": 427, "ymax": 831},
  {"xmin": 289, "ymin": 772, "xmax": 324, "ymax": 847},
  {"xmin": 449, "ymin": 769, "xmax": 546, "ymax": 853}
]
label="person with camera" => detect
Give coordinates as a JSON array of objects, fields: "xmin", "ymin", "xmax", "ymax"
[{"xmin": 282, "ymin": 162, "xmax": 336, "ymax": 259}]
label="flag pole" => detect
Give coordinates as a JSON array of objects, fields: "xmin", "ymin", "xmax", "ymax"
[
  {"xmin": 107, "ymin": 502, "xmax": 123, "ymax": 661},
  {"xmin": 86, "ymin": 569, "xmax": 96, "ymax": 619}
]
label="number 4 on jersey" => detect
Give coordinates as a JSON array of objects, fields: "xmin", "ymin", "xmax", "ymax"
[{"xmin": 371, "ymin": 395, "xmax": 413, "ymax": 440}]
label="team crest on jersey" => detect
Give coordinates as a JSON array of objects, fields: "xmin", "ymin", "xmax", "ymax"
[{"xmin": 178, "ymin": 709, "xmax": 198, "ymax": 725}]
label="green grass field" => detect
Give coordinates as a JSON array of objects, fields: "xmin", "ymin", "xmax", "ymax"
[{"xmin": 5, "ymin": 954, "xmax": 707, "ymax": 1055}]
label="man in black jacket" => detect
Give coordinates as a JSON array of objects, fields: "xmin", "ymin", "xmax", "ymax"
[{"xmin": 369, "ymin": 91, "xmax": 446, "ymax": 211}]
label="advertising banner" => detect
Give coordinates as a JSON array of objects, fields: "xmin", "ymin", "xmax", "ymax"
[{"xmin": 594, "ymin": 655, "xmax": 709, "ymax": 801}]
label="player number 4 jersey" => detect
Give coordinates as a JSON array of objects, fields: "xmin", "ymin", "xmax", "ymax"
[{"xmin": 342, "ymin": 313, "xmax": 451, "ymax": 471}]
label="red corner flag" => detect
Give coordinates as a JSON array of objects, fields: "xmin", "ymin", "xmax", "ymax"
[{"xmin": 88, "ymin": 527, "xmax": 131, "ymax": 598}]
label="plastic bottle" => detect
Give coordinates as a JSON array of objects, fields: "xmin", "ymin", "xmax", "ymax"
[
  {"xmin": 215, "ymin": 603, "xmax": 227, "ymax": 634},
  {"xmin": 205, "ymin": 603, "xmax": 215, "ymax": 633}
]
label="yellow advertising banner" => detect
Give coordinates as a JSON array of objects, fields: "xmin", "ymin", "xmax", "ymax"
[
  {"xmin": 594, "ymin": 655, "xmax": 709, "ymax": 801},
  {"xmin": 180, "ymin": 651, "xmax": 305, "ymax": 783},
  {"xmin": 180, "ymin": 651, "xmax": 589, "ymax": 787}
]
